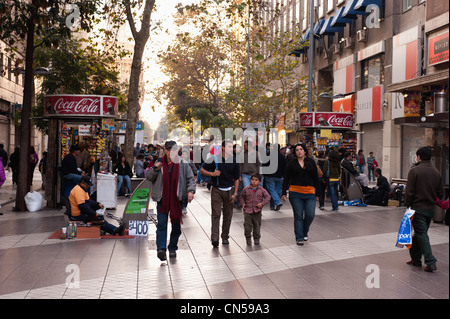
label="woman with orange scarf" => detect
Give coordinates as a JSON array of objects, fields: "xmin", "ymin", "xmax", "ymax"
[{"xmin": 281, "ymin": 143, "xmax": 319, "ymax": 246}]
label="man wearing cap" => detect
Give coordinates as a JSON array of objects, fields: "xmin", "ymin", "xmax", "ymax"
[
  {"xmin": 69, "ymin": 175, "xmax": 124, "ymax": 236},
  {"xmin": 146, "ymin": 141, "xmax": 196, "ymax": 261}
]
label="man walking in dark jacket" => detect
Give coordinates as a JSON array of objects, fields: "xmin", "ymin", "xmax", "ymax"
[
  {"xmin": 263, "ymin": 144, "xmax": 286, "ymax": 211},
  {"xmin": 405, "ymin": 146, "xmax": 443, "ymax": 272}
]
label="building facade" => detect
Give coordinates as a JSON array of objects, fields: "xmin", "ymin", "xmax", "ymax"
[{"xmin": 261, "ymin": 0, "xmax": 448, "ymax": 187}]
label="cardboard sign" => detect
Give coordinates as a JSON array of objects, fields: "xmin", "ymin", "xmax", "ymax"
[{"xmin": 129, "ymin": 220, "xmax": 149, "ymax": 236}]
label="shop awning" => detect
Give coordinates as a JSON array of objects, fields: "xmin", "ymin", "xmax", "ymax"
[
  {"xmin": 394, "ymin": 112, "xmax": 449, "ymax": 129},
  {"xmin": 342, "ymin": 0, "xmax": 369, "ymax": 17},
  {"xmin": 385, "ymin": 70, "xmax": 449, "ymax": 93},
  {"xmin": 331, "ymin": 7, "xmax": 355, "ymax": 27},
  {"xmin": 302, "ymin": 20, "xmax": 325, "ymax": 43},
  {"xmin": 320, "ymin": 17, "xmax": 344, "ymax": 36},
  {"xmin": 354, "ymin": 0, "xmax": 382, "ymax": 11}
]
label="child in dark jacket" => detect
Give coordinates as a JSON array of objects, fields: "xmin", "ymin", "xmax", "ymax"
[{"xmin": 239, "ymin": 173, "xmax": 271, "ymax": 245}]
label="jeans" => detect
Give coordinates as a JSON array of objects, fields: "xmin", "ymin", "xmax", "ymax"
[
  {"xmin": 117, "ymin": 175, "xmax": 131, "ymax": 195},
  {"xmin": 358, "ymin": 164, "xmax": 364, "ymax": 174},
  {"xmin": 264, "ymin": 176, "xmax": 283, "ymax": 209},
  {"xmin": 288, "ymin": 192, "xmax": 316, "ymax": 241},
  {"xmin": 156, "ymin": 202, "xmax": 182, "ymax": 252},
  {"xmin": 409, "ymin": 209, "xmax": 437, "ymax": 266},
  {"xmin": 328, "ymin": 181, "xmax": 340, "ymax": 210},
  {"xmin": 368, "ymin": 166, "xmax": 375, "ymax": 181}
]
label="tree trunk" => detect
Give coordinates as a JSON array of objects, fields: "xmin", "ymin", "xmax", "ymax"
[
  {"xmin": 124, "ymin": 0, "xmax": 155, "ymax": 166},
  {"xmin": 15, "ymin": 17, "xmax": 35, "ymax": 211}
]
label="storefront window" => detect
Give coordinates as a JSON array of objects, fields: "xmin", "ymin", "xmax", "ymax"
[{"xmin": 361, "ymin": 54, "xmax": 385, "ymax": 89}]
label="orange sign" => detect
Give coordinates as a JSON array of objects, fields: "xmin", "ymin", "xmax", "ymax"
[
  {"xmin": 332, "ymin": 94, "xmax": 355, "ymax": 114},
  {"xmin": 428, "ymin": 32, "xmax": 449, "ymax": 67}
]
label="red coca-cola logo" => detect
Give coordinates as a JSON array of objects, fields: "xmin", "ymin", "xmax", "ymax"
[
  {"xmin": 54, "ymin": 97, "xmax": 100, "ymax": 114},
  {"xmin": 327, "ymin": 114, "xmax": 353, "ymax": 127},
  {"xmin": 300, "ymin": 113, "xmax": 314, "ymax": 126},
  {"xmin": 299, "ymin": 112, "xmax": 353, "ymax": 128}
]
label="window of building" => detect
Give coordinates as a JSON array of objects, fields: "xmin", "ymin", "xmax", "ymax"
[
  {"xmin": 403, "ymin": 0, "xmax": 412, "ymax": 12},
  {"xmin": 302, "ymin": 0, "xmax": 308, "ymax": 30},
  {"xmin": 361, "ymin": 54, "xmax": 385, "ymax": 89},
  {"xmin": 318, "ymin": 0, "xmax": 324, "ymax": 18},
  {"xmin": 327, "ymin": 0, "xmax": 334, "ymax": 13}
]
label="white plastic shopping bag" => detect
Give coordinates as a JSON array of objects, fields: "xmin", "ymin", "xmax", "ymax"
[
  {"xmin": 24, "ymin": 191, "xmax": 43, "ymax": 212},
  {"xmin": 395, "ymin": 208, "xmax": 415, "ymax": 249}
]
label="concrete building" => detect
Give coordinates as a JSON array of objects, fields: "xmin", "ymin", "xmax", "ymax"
[{"xmin": 260, "ymin": 0, "xmax": 448, "ymax": 187}]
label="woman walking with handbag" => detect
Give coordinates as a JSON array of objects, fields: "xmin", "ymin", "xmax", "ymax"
[
  {"xmin": 323, "ymin": 150, "xmax": 341, "ymax": 211},
  {"xmin": 281, "ymin": 143, "xmax": 319, "ymax": 245}
]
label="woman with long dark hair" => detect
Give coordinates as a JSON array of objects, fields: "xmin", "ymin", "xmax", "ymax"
[
  {"xmin": 281, "ymin": 143, "xmax": 319, "ymax": 245},
  {"xmin": 113, "ymin": 154, "xmax": 133, "ymax": 196}
]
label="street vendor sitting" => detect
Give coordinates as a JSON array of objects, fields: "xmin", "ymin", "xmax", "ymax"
[{"xmin": 69, "ymin": 175, "xmax": 124, "ymax": 236}]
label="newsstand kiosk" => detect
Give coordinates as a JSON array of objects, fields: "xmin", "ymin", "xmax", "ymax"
[{"xmin": 43, "ymin": 94, "xmax": 119, "ymax": 208}]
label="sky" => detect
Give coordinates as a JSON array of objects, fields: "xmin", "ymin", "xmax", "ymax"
[{"xmin": 139, "ymin": 0, "xmax": 201, "ymax": 130}]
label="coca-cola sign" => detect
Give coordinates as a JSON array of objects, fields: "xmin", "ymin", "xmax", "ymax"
[
  {"xmin": 44, "ymin": 95, "xmax": 118, "ymax": 118},
  {"xmin": 299, "ymin": 112, "xmax": 353, "ymax": 128}
]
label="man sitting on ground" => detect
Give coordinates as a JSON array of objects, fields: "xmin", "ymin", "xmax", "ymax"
[
  {"xmin": 365, "ymin": 168, "xmax": 390, "ymax": 206},
  {"xmin": 69, "ymin": 175, "xmax": 124, "ymax": 236}
]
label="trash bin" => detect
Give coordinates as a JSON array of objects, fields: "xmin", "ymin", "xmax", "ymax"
[{"xmin": 97, "ymin": 173, "xmax": 117, "ymax": 209}]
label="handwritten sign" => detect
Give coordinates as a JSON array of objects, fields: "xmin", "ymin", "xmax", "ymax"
[{"xmin": 128, "ymin": 221, "xmax": 149, "ymax": 236}]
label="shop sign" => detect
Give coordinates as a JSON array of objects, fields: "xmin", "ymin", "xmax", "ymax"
[
  {"xmin": 332, "ymin": 94, "xmax": 355, "ymax": 113},
  {"xmin": 428, "ymin": 32, "xmax": 449, "ymax": 67},
  {"xmin": 392, "ymin": 26, "xmax": 420, "ymax": 84},
  {"xmin": 44, "ymin": 95, "xmax": 118, "ymax": 117},
  {"xmin": 358, "ymin": 40, "xmax": 385, "ymax": 61},
  {"xmin": 78, "ymin": 125, "xmax": 91, "ymax": 136},
  {"xmin": 299, "ymin": 112, "xmax": 353, "ymax": 128},
  {"xmin": 333, "ymin": 55, "xmax": 356, "ymax": 95},
  {"xmin": 356, "ymin": 85, "xmax": 384, "ymax": 124},
  {"xmin": 274, "ymin": 114, "xmax": 285, "ymax": 130}
]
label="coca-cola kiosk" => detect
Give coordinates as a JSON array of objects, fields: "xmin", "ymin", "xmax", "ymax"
[
  {"xmin": 43, "ymin": 94, "xmax": 119, "ymax": 207},
  {"xmin": 298, "ymin": 112, "xmax": 357, "ymax": 158}
]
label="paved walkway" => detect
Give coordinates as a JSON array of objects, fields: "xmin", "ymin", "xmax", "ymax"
[{"xmin": 0, "ymin": 171, "xmax": 448, "ymax": 300}]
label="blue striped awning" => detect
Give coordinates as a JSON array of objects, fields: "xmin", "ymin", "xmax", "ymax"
[
  {"xmin": 320, "ymin": 17, "xmax": 343, "ymax": 36},
  {"xmin": 354, "ymin": 0, "xmax": 382, "ymax": 11},
  {"xmin": 331, "ymin": 7, "xmax": 355, "ymax": 27},
  {"xmin": 342, "ymin": 0, "xmax": 367, "ymax": 18},
  {"xmin": 302, "ymin": 20, "xmax": 325, "ymax": 43}
]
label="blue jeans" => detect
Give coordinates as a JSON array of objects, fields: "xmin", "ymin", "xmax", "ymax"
[
  {"xmin": 368, "ymin": 166, "xmax": 375, "ymax": 181},
  {"xmin": 156, "ymin": 202, "xmax": 182, "ymax": 252},
  {"xmin": 358, "ymin": 164, "xmax": 364, "ymax": 174},
  {"xmin": 288, "ymin": 192, "xmax": 316, "ymax": 241},
  {"xmin": 264, "ymin": 176, "xmax": 282, "ymax": 209},
  {"xmin": 117, "ymin": 175, "xmax": 131, "ymax": 195},
  {"xmin": 328, "ymin": 181, "xmax": 340, "ymax": 210}
]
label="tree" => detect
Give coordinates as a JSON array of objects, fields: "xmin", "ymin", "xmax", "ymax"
[
  {"xmin": 122, "ymin": 0, "xmax": 155, "ymax": 166},
  {"xmin": 0, "ymin": 0, "xmax": 101, "ymax": 211},
  {"xmin": 32, "ymin": 37, "xmax": 129, "ymax": 134}
]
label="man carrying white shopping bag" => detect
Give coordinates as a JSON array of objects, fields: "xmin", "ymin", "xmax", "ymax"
[{"xmin": 405, "ymin": 147, "xmax": 444, "ymax": 273}]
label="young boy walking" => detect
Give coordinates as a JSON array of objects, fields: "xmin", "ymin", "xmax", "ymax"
[{"xmin": 239, "ymin": 173, "xmax": 271, "ymax": 245}]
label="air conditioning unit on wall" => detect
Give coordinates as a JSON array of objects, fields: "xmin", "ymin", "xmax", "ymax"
[
  {"xmin": 357, "ymin": 29, "xmax": 367, "ymax": 42},
  {"xmin": 333, "ymin": 43, "xmax": 341, "ymax": 54},
  {"xmin": 344, "ymin": 37, "xmax": 353, "ymax": 48}
]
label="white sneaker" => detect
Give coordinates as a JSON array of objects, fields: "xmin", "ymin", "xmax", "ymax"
[{"xmin": 182, "ymin": 208, "xmax": 187, "ymax": 215}]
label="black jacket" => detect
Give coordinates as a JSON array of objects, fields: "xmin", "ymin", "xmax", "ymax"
[
  {"xmin": 282, "ymin": 157, "xmax": 319, "ymax": 195},
  {"xmin": 62, "ymin": 153, "xmax": 80, "ymax": 176},
  {"xmin": 113, "ymin": 162, "xmax": 133, "ymax": 178}
]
